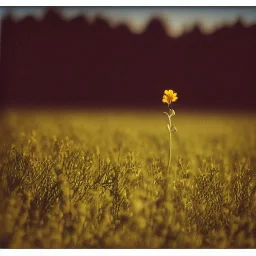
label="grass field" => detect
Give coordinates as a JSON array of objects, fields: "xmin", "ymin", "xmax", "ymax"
[{"xmin": 0, "ymin": 109, "xmax": 256, "ymax": 248}]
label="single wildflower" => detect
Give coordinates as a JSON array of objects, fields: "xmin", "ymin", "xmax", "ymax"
[
  {"xmin": 162, "ymin": 89, "xmax": 178, "ymax": 176},
  {"xmin": 162, "ymin": 89, "xmax": 178, "ymax": 107}
]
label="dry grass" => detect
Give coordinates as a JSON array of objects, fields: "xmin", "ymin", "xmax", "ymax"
[{"xmin": 0, "ymin": 109, "xmax": 256, "ymax": 248}]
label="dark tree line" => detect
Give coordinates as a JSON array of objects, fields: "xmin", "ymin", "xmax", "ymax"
[{"xmin": 1, "ymin": 9, "xmax": 256, "ymax": 109}]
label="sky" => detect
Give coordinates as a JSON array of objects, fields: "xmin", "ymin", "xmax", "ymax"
[{"xmin": 0, "ymin": 7, "xmax": 256, "ymax": 36}]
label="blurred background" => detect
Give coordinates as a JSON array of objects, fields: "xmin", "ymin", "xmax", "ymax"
[{"xmin": 0, "ymin": 7, "xmax": 256, "ymax": 110}]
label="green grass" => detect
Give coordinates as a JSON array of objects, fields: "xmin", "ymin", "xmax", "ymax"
[{"xmin": 0, "ymin": 109, "xmax": 256, "ymax": 248}]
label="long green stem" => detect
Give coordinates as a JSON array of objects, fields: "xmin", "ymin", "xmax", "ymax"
[
  {"xmin": 167, "ymin": 115, "xmax": 172, "ymax": 174},
  {"xmin": 163, "ymin": 110, "xmax": 172, "ymax": 202}
]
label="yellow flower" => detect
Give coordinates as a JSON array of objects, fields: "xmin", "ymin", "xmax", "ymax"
[{"xmin": 162, "ymin": 89, "xmax": 178, "ymax": 105}]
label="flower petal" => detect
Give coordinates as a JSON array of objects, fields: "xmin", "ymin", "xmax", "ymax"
[
  {"xmin": 173, "ymin": 96, "xmax": 178, "ymax": 102},
  {"xmin": 162, "ymin": 98, "xmax": 168, "ymax": 103},
  {"xmin": 168, "ymin": 90, "xmax": 174, "ymax": 95},
  {"xmin": 164, "ymin": 90, "xmax": 169, "ymax": 95}
]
